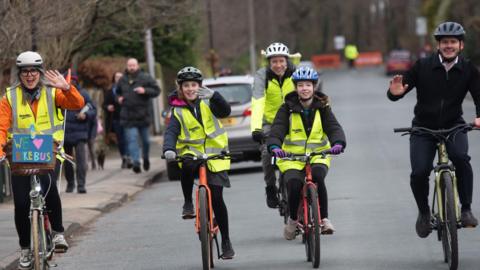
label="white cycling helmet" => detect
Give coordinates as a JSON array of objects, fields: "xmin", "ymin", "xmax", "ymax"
[
  {"xmin": 16, "ymin": 51, "xmax": 43, "ymax": 68},
  {"xmin": 265, "ymin": 42, "xmax": 289, "ymax": 58}
]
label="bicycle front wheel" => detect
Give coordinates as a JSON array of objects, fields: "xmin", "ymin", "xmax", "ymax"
[
  {"xmin": 32, "ymin": 210, "xmax": 48, "ymax": 270},
  {"xmin": 440, "ymin": 172, "xmax": 458, "ymax": 270},
  {"xmin": 307, "ymin": 185, "xmax": 321, "ymax": 268},
  {"xmin": 199, "ymin": 187, "xmax": 211, "ymax": 270}
]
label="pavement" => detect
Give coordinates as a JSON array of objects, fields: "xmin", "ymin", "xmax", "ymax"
[{"xmin": 0, "ymin": 136, "xmax": 166, "ymax": 270}]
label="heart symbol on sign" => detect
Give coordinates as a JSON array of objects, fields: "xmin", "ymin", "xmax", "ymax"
[{"xmin": 32, "ymin": 138, "xmax": 44, "ymax": 150}]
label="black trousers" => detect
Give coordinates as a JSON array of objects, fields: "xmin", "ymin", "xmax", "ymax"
[
  {"xmin": 11, "ymin": 161, "xmax": 64, "ymax": 248},
  {"xmin": 410, "ymin": 132, "xmax": 473, "ymax": 213},
  {"xmin": 64, "ymin": 141, "xmax": 87, "ymax": 189},
  {"xmin": 180, "ymin": 160, "xmax": 230, "ymax": 241},
  {"xmin": 284, "ymin": 164, "xmax": 329, "ymax": 220}
]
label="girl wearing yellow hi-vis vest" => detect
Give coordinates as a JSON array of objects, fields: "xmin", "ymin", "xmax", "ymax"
[
  {"xmin": 162, "ymin": 67, "xmax": 234, "ymax": 259},
  {"xmin": 266, "ymin": 67, "xmax": 346, "ymax": 240}
]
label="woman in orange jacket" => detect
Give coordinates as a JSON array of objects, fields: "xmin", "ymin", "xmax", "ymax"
[{"xmin": 0, "ymin": 51, "xmax": 84, "ymax": 270}]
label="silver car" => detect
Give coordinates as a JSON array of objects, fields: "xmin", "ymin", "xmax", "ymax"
[{"xmin": 203, "ymin": 75, "xmax": 260, "ymax": 162}]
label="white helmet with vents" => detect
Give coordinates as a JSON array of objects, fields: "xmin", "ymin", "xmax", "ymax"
[{"xmin": 264, "ymin": 42, "xmax": 289, "ymax": 58}]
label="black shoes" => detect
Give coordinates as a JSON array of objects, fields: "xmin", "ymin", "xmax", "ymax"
[
  {"xmin": 416, "ymin": 212, "xmax": 432, "ymax": 238},
  {"xmin": 221, "ymin": 239, "xmax": 235, "ymax": 259},
  {"xmin": 182, "ymin": 202, "xmax": 195, "ymax": 219},
  {"xmin": 132, "ymin": 163, "xmax": 141, "ymax": 174},
  {"xmin": 461, "ymin": 210, "xmax": 478, "ymax": 228},
  {"xmin": 265, "ymin": 185, "xmax": 279, "ymax": 208},
  {"xmin": 77, "ymin": 186, "xmax": 87, "ymax": 194},
  {"xmin": 65, "ymin": 184, "xmax": 74, "ymax": 193},
  {"xmin": 143, "ymin": 159, "xmax": 150, "ymax": 171}
]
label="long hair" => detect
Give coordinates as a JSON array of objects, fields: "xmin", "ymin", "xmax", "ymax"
[{"xmin": 10, "ymin": 66, "xmax": 49, "ymax": 105}]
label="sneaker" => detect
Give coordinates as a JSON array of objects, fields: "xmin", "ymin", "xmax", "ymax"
[
  {"xmin": 65, "ymin": 184, "xmax": 74, "ymax": 193},
  {"xmin": 18, "ymin": 248, "xmax": 32, "ymax": 270},
  {"xmin": 52, "ymin": 233, "xmax": 69, "ymax": 253},
  {"xmin": 126, "ymin": 157, "xmax": 133, "ymax": 169},
  {"xmin": 265, "ymin": 185, "xmax": 279, "ymax": 208},
  {"xmin": 221, "ymin": 239, "xmax": 235, "ymax": 259},
  {"xmin": 284, "ymin": 217, "xmax": 297, "ymax": 240},
  {"xmin": 132, "ymin": 163, "xmax": 141, "ymax": 174},
  {"xmin": 461, "ymin": 210, "xmax": 478, "ymax": 228},
  {"xmin": 182, "ymin": 202, "xmax": 195, "ymax": 219},
  {"xmin": 321, "ymin": 218, "xmax": 335, "ymax": 234},
  {"xmin": 415, "ymin": 212, "xmax": 432, "ymax": 238},
  {"xmin": 77, "ymin": 186, "xmax": 87, "ymax": 194},
  {"xmin": 143, "ymin": 159, "xmax": 150, "ymax": 171}
]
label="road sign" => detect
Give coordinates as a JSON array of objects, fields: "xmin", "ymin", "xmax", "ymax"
[
  {"xmin": 334, "ymin": 36, "xmax": 345, "ymax": 50},
  {"xmin": 416, "ymin": 17, "xmax": 427, "ymax": 36}
]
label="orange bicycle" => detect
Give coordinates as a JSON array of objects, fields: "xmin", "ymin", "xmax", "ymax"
[{"xmin": 163, "ymin": 152, "xmax": 231, "ymax": 270}]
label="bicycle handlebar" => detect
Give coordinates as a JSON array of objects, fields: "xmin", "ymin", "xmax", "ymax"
[
  {"xmin": 161, "ymin": 151, "xmax": 232, "ymax": 162},
  {"xmin": 394, "ymin": 123, "xmax": 479, "ymax": 139},
  {"xmin": 272, "ymin": 150, "xmax": 332, "ymax": 162}
]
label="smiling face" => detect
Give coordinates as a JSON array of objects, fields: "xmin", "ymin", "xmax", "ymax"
[
  {"xmin": 269, "ymin": 56, "xmax": 288, "ymax": 77},
  {"xmin": 296, "ymin": 81, "xmax": 314, "ymax": 100},
  {"xmin": 437, "ymin": 37, "xmax": 463, "ymax": 60},
  {"xmin": 180, "ymin": 81, "xmax": 200, "ymax": 101},
  {"xmin": 19, "ymin": 67, "xmax": 40, "ymax": 89}
]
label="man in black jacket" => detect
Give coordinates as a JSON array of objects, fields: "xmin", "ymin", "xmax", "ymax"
[
  {"xmin": 117, "ymin": 58, "xmax": 160, "ymax": 173},
  {"xmin": 388, "ymin": 22, "xmax": 480, "ymax": 238}
]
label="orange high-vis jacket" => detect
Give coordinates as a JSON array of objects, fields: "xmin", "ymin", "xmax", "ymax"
[{"xmin": 0, "ymin": 84, "xmax": 85, "ymax": 156}]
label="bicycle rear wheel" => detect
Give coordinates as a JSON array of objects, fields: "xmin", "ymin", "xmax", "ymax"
[
  {"xmin": 440, "ymin": 172, "xmax": 458, "ymax": 270},
  {"xmin": 32, "ymin": 210, "xmax": 48, "ymax": 270},
  {"xmin": 307, "ymin": 185, "xmax": 321, "ymax": 268},
  {"xmin": 199, "ymin": 187, "xmax": 211, "ymax": 270}
]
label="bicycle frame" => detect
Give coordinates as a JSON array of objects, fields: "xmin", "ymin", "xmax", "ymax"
[
  {"xmin": 301, "ymin": 158, "xmax": 322, "ymax": 230},
  {"xmin": 195, "ymin": 164, "xmax": 219, "ymax": 237}
]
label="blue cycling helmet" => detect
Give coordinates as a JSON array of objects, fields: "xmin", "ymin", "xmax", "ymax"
[{"xmin": 292, "ymin": 67, "xmax": 319, "ymax": 84}]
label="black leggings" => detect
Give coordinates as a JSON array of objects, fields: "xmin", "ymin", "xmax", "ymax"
[
  {"xmin": 180, "ymin": 161, "xmax": 230, "ymax": 241},
  {"xmin": 11, "ymin": 162, "xmax": 64, "ymax": 248},
  {"xmin": 284, "ymin": 164, "xmax": 329, "ymax": 221}
]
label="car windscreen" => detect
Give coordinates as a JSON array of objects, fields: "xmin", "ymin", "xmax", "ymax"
[{"xmin": 208, "ymin": 84, "xmax": 252, "ymax": 105}]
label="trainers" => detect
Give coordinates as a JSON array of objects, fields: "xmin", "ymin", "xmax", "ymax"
[
  {"xmin": 321, "ymin": 218, "xmax": 335, "ymax": 234},
  {"xmin": 182, "ymin": 202, "xmax": 195, "ymax": 219},
  {"xmin": 284, "ymin": 217, "xmax": 297, "ymax": 240},
  {"xmin": 221, "ymin": 239, "xmax": 235, "ymax": 259},
  {"xmin": 265, "ymin": 185, "xmax": 279, "ymax": 208},
  {"xmin": 53, "ymin": 233, "xmax": 69, "ymax": 253},
  {"xmin": 65, "ymin": 184, "xmax": 74, "ymax": 193},
  {"xmin": 18, "ymin": 248, "xmax": 32, "ymax": 270},
  {"xmin": 77, "ymin": 186, "xmax": 87, "ymax": 194},
  {"xmin": 132, "ymin": 163, "xmax": 141, "ymax": 174},
  {"xmin": 126, "ymin": 157, "xmax": 133, "ymax": 169},
  {"xmin": 461, "ymin": 210, "xmax": 478, "ymax": 228},
  {"xmin": 143, "ymin": 159, "xmax": 150, "ymax": 171},
  {"xmin": 121, "ymin": 157, "xmax": 128, "ymax": 169},
  {"xmin": 415, "ymin": 212, "xmax": 432, "ymax": 238}
]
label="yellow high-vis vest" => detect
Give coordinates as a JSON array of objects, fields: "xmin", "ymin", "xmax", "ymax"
[
  {"xmin": 276, "ymin": 110, "xmax": 331, "ymax": 173},
  {"xmin": 6, "ymin": 86, "xmax": 64, "ymax": 143},
  {"xmin": 173, "ymin": 101, "xmax": 230, "ymax": 172},
  {"xmin": 251, "ymin": 77, "xmax": 295, "ymax": 131}
]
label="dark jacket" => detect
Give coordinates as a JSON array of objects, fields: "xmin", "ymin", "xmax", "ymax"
[
  {"xmin": 267, "ymin": 91, "xmax": 346, "ymax": 150},
  {"xmin": 387, "ymin": 52, "xmax": 480, "ymax": 129},
  {"xmin": 64, "ymin": 88, "xmax": 97, "ymax": 144},
  {"xmin": 102, "ymin": 84, "xmax": 121, "ymax": 133},
  {"xmin": 116, "ymin": 70, "xmax": 161, "ymax": 127},
  {"xmin": 162, "ymin": 91, "xmax": 231, "ymax": 153}
]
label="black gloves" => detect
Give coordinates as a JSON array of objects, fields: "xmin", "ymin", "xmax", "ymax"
[{"xmin": 251, "ymin": 130, "xmax": 265, "ymax": 143}]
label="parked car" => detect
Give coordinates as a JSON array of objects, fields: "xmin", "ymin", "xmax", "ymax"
[
  {"xmin": 385, "ymin": 50, "xmax": 413, "ymax": 75},
  {"xmin": 164, "ymin": 75, "xmax": 260, "ymax": 180}
]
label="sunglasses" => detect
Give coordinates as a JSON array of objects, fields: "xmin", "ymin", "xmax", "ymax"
[{"xmin": 20, "ymin": 68, "xmax": 40, "ymax": 77}]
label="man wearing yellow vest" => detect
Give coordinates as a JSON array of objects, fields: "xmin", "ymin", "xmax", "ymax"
[
  {"xmin": 266, "ymin": 67, "xmax": 346, "ymax": 239},
  {"xmin": 0, "ymin": 51, "xmax": 85, "ymax": 269},
  {"xmin": 162, "ymin": 67, "xmax": 235, "ymax": 259},
  {"xmin": 251, "ymin": 42, "xmax": 296, "ymax": 208},
  {"xmin": 344, "ymin": 44, "xmax": 359, "ymax": 69}
]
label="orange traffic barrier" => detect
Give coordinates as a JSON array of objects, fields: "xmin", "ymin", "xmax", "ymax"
[
  {"xmin": 354, "ymin": 51, "xmax": 383, "ymax": 67},
  {"xmin": 311, "ymin": 54, "xmax": 341, "ymax": 69}
]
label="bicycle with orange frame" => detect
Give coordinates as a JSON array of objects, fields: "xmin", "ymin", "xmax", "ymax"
[
  {"xmin": 163, "ymin": 152, "xmax": 231, "ymax": 270},
  {"xmin": 273, "ymin": 150, "xmax": 332, "ymax": 269}
]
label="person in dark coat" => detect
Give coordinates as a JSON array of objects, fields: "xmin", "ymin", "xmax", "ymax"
[
  {"xmin": 267, "ymin": 67, "xmax": 346, "ymax": 240},
  {"xmin": 116, "ymin": 58, "xmax": 160, "ymax": 173},
  {"xmin": 64, "ymin": 85, "xmax": 97, "ymax": 193},
  {"xmin": 103, "ymin": 71, "xmax": 131, "ymax": 168}
]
